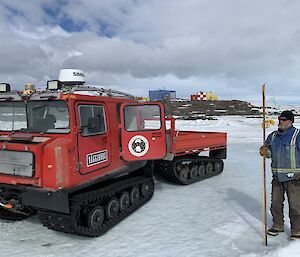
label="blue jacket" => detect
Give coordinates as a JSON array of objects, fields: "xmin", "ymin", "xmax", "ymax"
[{"xmin": 266, "ymin": 126, "xmax": 300, "ymax": 182}]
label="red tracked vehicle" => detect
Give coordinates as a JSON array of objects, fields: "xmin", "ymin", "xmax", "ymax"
[{"xmin": 0, "ymin": 70, "xmax": 227, "ymax": 236}]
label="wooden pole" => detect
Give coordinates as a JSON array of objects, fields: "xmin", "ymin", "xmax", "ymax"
[{"xmin": 262, "ymin": 83, "xmax": 268, "ymax": 246}]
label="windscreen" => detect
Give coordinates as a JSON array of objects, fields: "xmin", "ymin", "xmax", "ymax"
[{"xmin": 0, "ymin": 101, "xmax": 70, "ymax": 133}]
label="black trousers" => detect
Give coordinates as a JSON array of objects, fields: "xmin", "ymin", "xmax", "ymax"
[{"xmin": 271, "ymin": 179, "xmax": 300, "ymax": 235}]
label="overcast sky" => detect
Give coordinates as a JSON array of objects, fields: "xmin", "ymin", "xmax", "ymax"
[{"xmin": 0, "ymin": 0, "xmax": 300, "ymax": 103}]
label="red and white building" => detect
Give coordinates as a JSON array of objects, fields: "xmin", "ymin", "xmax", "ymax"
[{"xmin": 191, "ymin": 91, "xmax": 207, "ymax": 101}]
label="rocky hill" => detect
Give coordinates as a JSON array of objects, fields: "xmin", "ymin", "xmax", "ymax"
[{"xmin": 161, "ymin": 100, "xmax": 264, "ymax": 119}]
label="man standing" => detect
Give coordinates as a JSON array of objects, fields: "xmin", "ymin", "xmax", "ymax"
[{"xmin": 260, "ymin": 110, "xmax": 300, "ymax": 240}]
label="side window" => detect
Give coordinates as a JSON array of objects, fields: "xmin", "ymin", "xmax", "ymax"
[
  {"xmin": 124, "ymin": 105, "xmax": 161, "ymax": 132},
  {"xmin": 79, "ymin": 105, "xmax": 106, "ymax": 136}
]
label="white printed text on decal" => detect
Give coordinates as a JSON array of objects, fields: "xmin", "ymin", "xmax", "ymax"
[{"xmin": 86, "ymin": 150, "xmax": 108, "ymax": 167}]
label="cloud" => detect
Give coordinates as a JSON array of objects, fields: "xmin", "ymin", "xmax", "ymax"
[{"xmin": 0, "ymin": 0, "xmax": 300, "ymax": 102}]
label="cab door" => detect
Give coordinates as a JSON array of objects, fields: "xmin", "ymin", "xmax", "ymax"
[
  {"xmin": 120, "ymin": 103, "xmax": 166, "ymax": 161},
  {"xmin": 76, "ymin": 102, "xmax": 111, "ymax": 174}
]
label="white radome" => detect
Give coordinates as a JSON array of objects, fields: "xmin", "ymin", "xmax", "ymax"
[{"xmin": 59, "ymin": 69, "xmax": 85, "ymax": 84}]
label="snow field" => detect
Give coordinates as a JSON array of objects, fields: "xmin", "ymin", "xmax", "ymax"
[{"xmin": 1, "ymin": 116, "xmax": 300, "ymax": 257}]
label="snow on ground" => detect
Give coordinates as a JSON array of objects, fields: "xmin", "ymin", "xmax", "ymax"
[{"xmin": 1, "ymin": 116, "xmax": 300, "ymax": 257}]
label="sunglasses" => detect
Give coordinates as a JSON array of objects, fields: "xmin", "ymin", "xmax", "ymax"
[{"xmin": 278, "ymin": 118, "xmax": 288, "ymax": 121}]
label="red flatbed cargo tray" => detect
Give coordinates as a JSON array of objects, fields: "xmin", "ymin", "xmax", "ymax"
[{"xmin": 170, "ymin": 130, "xmax": 227, "ymax": 156}]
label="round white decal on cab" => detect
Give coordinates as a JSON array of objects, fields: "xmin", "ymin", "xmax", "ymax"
[{"xmin": 128, "ymin": 135, "xmax": 149, "ymax": 157}]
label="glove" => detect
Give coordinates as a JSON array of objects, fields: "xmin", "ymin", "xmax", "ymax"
[
  {"xmin": 295, "ymin": 174, "xmax": 300, "ymax": 181},
  {"xmin": 260, "ymin": 146, "xmax": 269, "ymax": 158}
]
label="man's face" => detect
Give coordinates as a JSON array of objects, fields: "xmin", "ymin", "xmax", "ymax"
[{"xmin": 278, "ymin": 117, "xmax": 293, "ymax": 130}]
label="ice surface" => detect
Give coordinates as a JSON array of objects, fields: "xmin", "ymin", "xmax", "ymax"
[{"xmin": 1, "ymin": 116, "xmax": 300, "ymax": 257}]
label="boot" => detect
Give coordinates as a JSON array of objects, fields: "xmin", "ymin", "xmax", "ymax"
[
  {"xmin": 290, "ymin": 235, "xmax": 300, "ymax": 240},
  {"xmin": 290, "ymin": 232, "xmax": 300, "ymax": 240},
  {"xmin": 267, "ymin": 227, "xmax": 284, "ymax": 236}
]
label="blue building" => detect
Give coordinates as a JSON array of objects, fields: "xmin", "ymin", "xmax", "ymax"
[{"xmin": 149, "ymin": 90, "xmax": 176, "ymax": 101}]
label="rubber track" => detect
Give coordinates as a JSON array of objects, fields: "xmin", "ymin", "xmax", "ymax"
[
  {"xmin": 0, "ymin": 208, "xmax": 29, "ymax": 221},
  {"xmin": 38, "ymin": 176, "xmax": 154, "ymax": 237},
  {"xmin": 158, "ymin": 156, "xmax": 223, "ymax": 185}
]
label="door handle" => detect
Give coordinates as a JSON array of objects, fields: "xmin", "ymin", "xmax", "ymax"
[
  {"xmin": 152, "ymin": 132, "xmax": 161, "ymax": 137},
  {"xmin": 152, "ymin": 132, "xmax": 161, "ymax": 140}
]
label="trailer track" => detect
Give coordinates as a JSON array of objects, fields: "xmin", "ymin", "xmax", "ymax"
[{"xmin": 157, "ymin": 156, "xmax": 224, "ymax": 185}]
